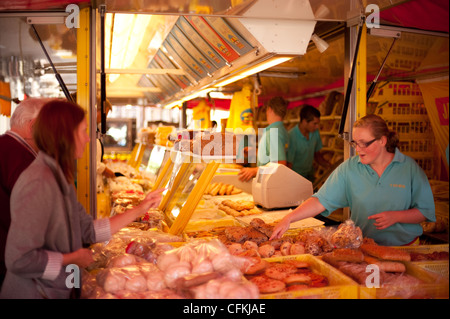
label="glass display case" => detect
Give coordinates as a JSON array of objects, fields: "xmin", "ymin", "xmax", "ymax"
[
  {"xmin": 140, "ymin": 144, "xmax": 172, "ymax": 184},
  {"xmin": 153, "ymin": 150, "xmax": 229, "ymax": 236}
]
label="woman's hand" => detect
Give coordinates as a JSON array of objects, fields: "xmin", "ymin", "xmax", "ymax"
[
  {"xmin": 270, "ymin": 197, "xmax": 326, "ymax": 240},
  {"xmin": 139, "ymin": 188, "xmax": 165, "ymax": 211},
  {"xmin": 109, "ymin": 188, "xmax": 166, "ymax": 235},
  {"xmin": 270, "ymin": 217, "xmax": 291, "ymax": 240},
  {"xmin": 368, "ymin": 208, "xmax": 427, "ymax": 230},
  {"xmin": 63, "ymin": 248, "xmax": 94, "ymax": 268},
  {"xmin": 368, "ymin": 211, "xmax": 399, "ymax": 230}
]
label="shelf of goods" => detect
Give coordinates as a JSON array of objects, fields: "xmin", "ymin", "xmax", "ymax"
[
  {"xmin": 314, "ymin": 92, "xmax": 346, "ymax": 221},
  {"xmin": 368, "ymin": 81, "xmax": 437, "ymax": 179},
  {"xmin": 422, "ymin": 180, "xmax": 449, "ymax": 242},
  {"xmin": 393, "ymin": 244, "xmax": 449, "ymax": 279},
  {"xmin": 88, "ymin": 134, "xmax": 448, "ymax": 299},
  {"xmin": 253, "ymin": 91, "xmax": 345, "ymax": 210}
]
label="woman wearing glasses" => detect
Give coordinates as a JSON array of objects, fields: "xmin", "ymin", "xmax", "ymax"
[{"xmin": 270, "ymin": 114, "xmax": 435, "ymax": 246}]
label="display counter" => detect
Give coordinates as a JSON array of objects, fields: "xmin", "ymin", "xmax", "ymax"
[{"xmin": 90, "ymin": 146, "xmax": 448, "ymax": 300}]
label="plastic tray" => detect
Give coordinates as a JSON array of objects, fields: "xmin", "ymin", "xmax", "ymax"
[
  {"xmin": 359, "ymin": 260, "xmax": 449, "ymax": 299},
  {"xmin": 258, "ymin": 254, "xmax": 359, "ymax": 299},
  {"xmin": 393, "ymin": 244, "xmax": 449, "ymax": 278}
]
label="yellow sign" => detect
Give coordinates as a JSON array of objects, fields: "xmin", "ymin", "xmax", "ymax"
[{"xmin": 418, "ymin": 78, "xmax": 449, "ymax": 173}]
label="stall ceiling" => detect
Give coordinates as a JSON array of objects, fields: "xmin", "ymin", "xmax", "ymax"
[
  {"xmin": 0, "ymin": 0, "xmax": 448, "ymax": 107},
  {"xmin": 98, "ymin": 0, "xmax": 450, "ymax": 106}
]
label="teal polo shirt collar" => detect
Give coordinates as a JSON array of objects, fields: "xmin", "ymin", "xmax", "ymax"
[{"xmin": 357, "ymin": 148, "xmax": 405, "ymax": 165}]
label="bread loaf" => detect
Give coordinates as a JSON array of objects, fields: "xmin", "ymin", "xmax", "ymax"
[
  {"xmin": 360, "ymin": 244, "xmax": 411, "ymax": 262},
  {"xmin": 363, "ymin": 255, "xmax": 406, "ymax": 273},
  {"xmin": 323, "ymin": 248, "xmax": 365, "ymax": 263}
]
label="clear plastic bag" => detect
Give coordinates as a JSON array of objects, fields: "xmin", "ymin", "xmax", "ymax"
[{"xmin": 328, "ymin": 219, "xmax": 363, "ymax": 249}]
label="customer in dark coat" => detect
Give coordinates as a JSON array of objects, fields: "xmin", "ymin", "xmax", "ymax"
[{"xmin": 0, "ymin": 98, "xmax": 52, "ymax": 288}]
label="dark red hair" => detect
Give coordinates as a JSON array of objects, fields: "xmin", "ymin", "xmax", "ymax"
[{"xmin": 33, "ymin": 99, "xmax": 86, "ymax": 184}]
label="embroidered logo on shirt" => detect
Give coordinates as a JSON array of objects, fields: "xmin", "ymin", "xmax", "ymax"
[{"xmin": 390, "ymin": 184, "xmax": 406, "ymax": 188}]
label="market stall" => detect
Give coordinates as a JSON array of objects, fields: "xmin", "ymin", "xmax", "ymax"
[
  {"xmin": 1, "ymin": 0, "xmax": 448, "ymax": 301},
  {"xmin": 87, "ymin": 127, "xmax": 449, "ymax": 299}
]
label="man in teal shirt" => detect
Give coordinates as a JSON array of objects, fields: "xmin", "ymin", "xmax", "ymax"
[
  {"xmin": 287, "ymin": 105, "xmax": 330, "ymax": 181},
  {"xmin": 238, "ymin": 96, "xmax": 289, "ymax": 182}
]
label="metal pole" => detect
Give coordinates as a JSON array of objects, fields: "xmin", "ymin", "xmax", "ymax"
[
  {"xmin": 338, "ymin": 16, "xmax": 365, "ymax": 138},
  {"xmin": 99, "ymin": 4, "xmax": 107, "ymax": 135},
  {"xmin": 366, "ymin": 37, "xmax": 398, "ymax": 101},
  {"xmin": 30, "ymin": 24, "xmax": 73, "ymax": 102}
]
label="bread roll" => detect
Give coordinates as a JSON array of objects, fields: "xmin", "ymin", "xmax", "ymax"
[{"xmin": 283, "ymin": 273, "xmax": 311, "ymax": 285}]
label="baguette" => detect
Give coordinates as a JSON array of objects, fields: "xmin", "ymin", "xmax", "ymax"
[
  {"xmin": 210, "ymin": 183, "xmax": 222, "ymax": 196},
  {"xmin": 231, "ymin": 188, "xmax": 242, "ymax": 195},
  {"xmin": 225, "ymin": 184, "xmax": 234, "ymax": 195},
  {"xmin": 222, "ymin": 199, "xmax": 254, "ymax": 211},
  {"xmin": 205, "ymin": 183, "xmax": 242, "ymax": 196},
  {"xmin": 323, "ymin": 248, "xmax": 365, "ymax": 263},
  {"xmin": 363, "ymin": 255, "xmax": 406, "ymax": 273},
  {"xmin": 219, "ymin": 204, "xmax": 242, "ymax": 217},
  {"xmin": 360, "ymin": 244, "xmax": 411, "ymax": 262},
  {"xmin": 205, "ymin": 183, "xmax": 216, "ymax": 194},
  {"xmin": 219, "ymin": 184, "xmax": 228, "ymax": 196}
]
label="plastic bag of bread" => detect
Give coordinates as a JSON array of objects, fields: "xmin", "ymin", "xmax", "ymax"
[
  {"xmin": 191, "ymin": 277, "xmax": 259, "ymax": 299},
  {"xmin": 329, "ymin": 219, "xmax": 363, "ymax": 249},
  {"xmin": 96, "ymin": 261, "xmax": 164, "ymax": 295},
  {"xmin": 95, "ymin": 266, "xmax": 137, "ymax": 294},
  {"xmin": 125, "ymin": 239, "xmax": 174, "ymax": 264},
  {"xmin": 156, "ymin": 239, "xmax": 250, "ymax": 291}
]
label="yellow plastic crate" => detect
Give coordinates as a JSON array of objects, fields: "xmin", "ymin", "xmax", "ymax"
[
  {"xmin": 394, "ymin": 244, "xmax": 448, "ymax": 254},
  {"xmin": 370, "ymin": 82, "xmax": 423, "ymax": 102},
  {"xmin": 411, "ymin": 261, "xmax": 449, "ymax": 278},
  {"xmin": 258, "ymin": 254, "xmax": 359, "ymax": 299},
  {"xmin": 385, "ymin": 119, "xmax": 434, "ymax": 139},
  {"xmin": 397, "ymin": 139, "xmax": 435, "ymax": 155},
  {"xmin": 374, "ymin": 101, "xmax": 428, "ymax": 118},
  {"xmin": 393, "ymin": 244, "xmax": 449, "ymax": 278},
  {"xmin": 360, "ymin": 261, "xmax": 449, "ymax": 299}
]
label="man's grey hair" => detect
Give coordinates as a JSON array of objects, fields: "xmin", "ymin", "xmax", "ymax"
[{"xmin": 10, "ymin": 98, "xmax": 54, "ymax": 129}]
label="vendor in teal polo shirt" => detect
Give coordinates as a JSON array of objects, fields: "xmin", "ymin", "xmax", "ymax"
[
  {"xmin": 270, "ymin": 114, "xmax": 435, "ymax": 246},
  {"xmin": 238, "ymin": 96, "xmax": 289, "ymax": 182}
]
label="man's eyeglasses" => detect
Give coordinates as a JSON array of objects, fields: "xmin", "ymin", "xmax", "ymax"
[{"xmin": 349, "ymin": 138, "xmax": 378, "ymax": 149}]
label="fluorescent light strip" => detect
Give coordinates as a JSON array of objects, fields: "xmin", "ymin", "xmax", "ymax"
[
  {"xmin": 163, "ymin": 88, "xmax": 214, "ymax": 109},
  {"xmin": 209, "ymin": 92, "xmax": 233, "ymax": 99},
  {"xmin": 162, "ymin": 56, "xmax": 293, "ymax": 109},
  {"xmin": 213, "ymin": 57, "xmax": 293, "ymax": 88},
  {"xmin": 108, "ymin": 13, "xmax": 153, "ymax": 83}
]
